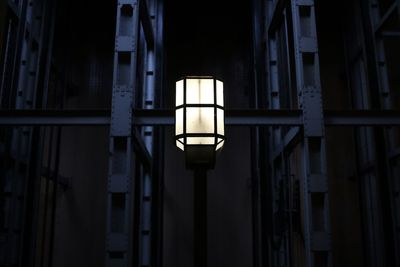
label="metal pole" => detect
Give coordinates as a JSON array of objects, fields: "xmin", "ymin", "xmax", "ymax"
[{"xmin": 193, "ymin": 169, "xmax": 207, "ymax": 267}]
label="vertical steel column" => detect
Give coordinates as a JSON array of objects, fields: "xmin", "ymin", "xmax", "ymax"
[
  {"xmin": 152, "ymin": 2, "xmax": 164, "ymax": 265},
  {"xmin": 139, "ymin": 1, "xmax": 156, "ymax": 265},
  {"xmin": 107, "ymin": 1, "xmax": 139, "ymax": 266},
  {"xmin": 23, "ymin": 0, "xmax": 57, "ymax": 265},
  {"xmin": 368, "ymin": 2, "xmax": 400, "ymax": 265},
  {"xmin": 0, "ymin": 0, "xmax": 29, "ymax": 262},
  {"xmin": 266, "ymin": 2, "xmax": 284, "ymax": 266},
  {"xmin": 290, "ymin": 1, "xmax": 331, "ymax": 266},
  {"xmin": 1, "ymin": 0, "xmax": 47, "ymax": 266},
  {"xmin": 265, "ymin": 1, "xmax": 297, "ymax": 266},
  {"xmin": 250, "ymin": 0, "xmax": 267, "ymax": 265},
  {"xmin": 342, "ymin": 2, "xmax": 385, "ymax": 266},
  {"xmin": 0, "ymin": 0, "xmax": 28, "ymax": 108}
]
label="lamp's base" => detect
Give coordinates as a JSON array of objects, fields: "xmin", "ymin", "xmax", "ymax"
[{"xmin": 185, "ymin": 145, "xmax": 215, "ymax": 170}]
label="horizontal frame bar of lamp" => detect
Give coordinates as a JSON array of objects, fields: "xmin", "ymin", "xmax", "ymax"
[
  {"xmin": 0, "ymin": 110, "xmax": 399, "ymax": 126},
  {"xmin": 175, "ymin": 133, "xmax": 226, "ymax": 147}
]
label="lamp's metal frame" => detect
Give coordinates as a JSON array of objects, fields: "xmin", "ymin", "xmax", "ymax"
[{"xmin": 175, "ymin": 76, "xmax": 226, "ymax": 151}]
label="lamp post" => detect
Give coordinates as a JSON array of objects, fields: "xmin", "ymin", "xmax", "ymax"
[{"xmin": 175, "ymin": 76, "xmax": 225, "ymax": 267}]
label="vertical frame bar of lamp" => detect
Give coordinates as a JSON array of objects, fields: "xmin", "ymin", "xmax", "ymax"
[
  {"xmin": 213, "ymin": 78, "xmax": 217, "ymax": 146},
  {"xmin": 290, "ymin": 1, "xmax": 331, "ymax": 267},
  {"xmin": 107, "ymin": 1, "xmax": 139, "ymax": 267},
  {"xmin": 139, "ymin": 1, "xmax": 156, "ymax": 265},
  {"xmin": 31, "ymin": 1, "xmax": 57, "ymax": 266},
  {"xmin": 369, "ymin": 2, "xmax": 400, "ymax": 264}
]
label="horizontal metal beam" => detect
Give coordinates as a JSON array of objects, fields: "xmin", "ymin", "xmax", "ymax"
[
  {"xmin": 226, "ymin": 110, "xmax": 302, "ymax": 125},
  {"xmin": 0, "ymin": 109, "xmax": 399, "ymax": 126},
  {"xmin": 0, "ymin": 110, "xmax": 111, "ymax": 125},
  {"xmin": 135, "ymin": 109, "xmax": 174, "ymax": 125},
  {"xmin": 381, "ymin": 31, "xmax": 400, "ymax": 37},
  {"xmin": 134, "ymin": 109, "xmax": 303, "ymax": 126},
  {"xmin": 324, "ymin": 110, "xmax": 400, "ymax": 126}
]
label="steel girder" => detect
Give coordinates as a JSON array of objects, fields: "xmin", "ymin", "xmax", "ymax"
[{"xmin": 0, "ymin": 109, "xmax": 399, "ymax": 126}]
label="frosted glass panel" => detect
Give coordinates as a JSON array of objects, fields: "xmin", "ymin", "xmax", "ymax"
[
  {"xmin": 186, "ymin": 107, "xmax": 214, "ymax": 134},
  {"xmin": 217, "ymin": 108, "xmax": 224, "ymax": 136},
  {"xmin": 176, "ymin": 140, "xmax": 184, "ymax": 151},
  {"xmin": 186, "ymin": 78, "xmax": 214, "ymax": 104},
  {"xmin": 216, "ymin": 80, "xmax": 224, "ymax": 106},
  {"xmin": 176, "ymin": 80, "xmax": 184, "ymax": 106},
  {"xmin": 187, "ymin": 137, "xmax": 215, "ymax": 145},
  {"xmin": 216, "ymin": 140, "xmax": 224, "ymax": 151},
  {"xmin": 175, "ymin": 108, "xmax": 184, "ymax": 135}
]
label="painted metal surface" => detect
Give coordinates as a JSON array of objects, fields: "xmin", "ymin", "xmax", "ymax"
[{"xmin": 106, "ymin": 1, "xmax": 139, "ymax": 266}]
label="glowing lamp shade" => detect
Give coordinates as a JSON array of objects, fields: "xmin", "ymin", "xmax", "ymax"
[{"xmin": 175, "ymin": 76, "xmax": 225, "ymax": 152}]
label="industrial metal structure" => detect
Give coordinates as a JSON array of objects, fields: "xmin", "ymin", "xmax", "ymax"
[{"xmin": 0, "ymin": 0, "xmax": 399, "ymax": 267}]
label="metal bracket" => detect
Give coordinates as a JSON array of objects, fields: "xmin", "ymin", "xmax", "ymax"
[
  {"xmin": 302, "ymin": 89, "xmax": 323, "ymax": 136},
  {"xmin": 111, "ymin": 91, "xmax": 133, "ymax": 136},
  {"xmin": 308, "ymin": 174, "xmax": 328, "ymax": 192},
  {"xmin": 296, "ymin": 0, "xmax": 313, "ymax": 6},
  {"xmin": 116, "ymin": 36, "xmax": 136, "ymax": 51},
  {"xmin": 300, "ymin": 37, "xmax": 318, "ymax": 53}
]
